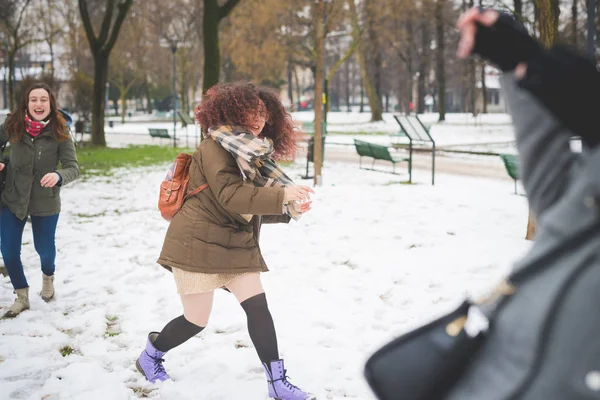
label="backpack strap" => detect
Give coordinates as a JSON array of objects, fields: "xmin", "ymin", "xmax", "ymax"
[{"xmin": 184, "ymin": 183, "xmax": 209, "ymax": 201}]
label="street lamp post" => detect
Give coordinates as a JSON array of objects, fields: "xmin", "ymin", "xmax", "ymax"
[{"xmin": 171, "ymin": 43, "xmax": 178, "ymax": 149}]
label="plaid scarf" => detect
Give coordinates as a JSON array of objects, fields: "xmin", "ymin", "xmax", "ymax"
[
  {"xmin": 209, "ymin": 125, "xmax": 302, "ymax": 220},
  {"xmin": 25, "ymin": 114, "xmax": 49, "ymax": 137}
]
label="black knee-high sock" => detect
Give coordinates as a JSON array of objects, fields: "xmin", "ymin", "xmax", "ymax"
[
  {"xmin": 241, "ymin": 293, "xmax": 279, "ymax": 365},
  {"xmin": 153, "ymin": 315, "xmax": 204, "ymax": 352}
]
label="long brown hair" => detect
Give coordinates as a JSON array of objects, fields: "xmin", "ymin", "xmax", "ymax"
[
  {"xmin": 195, "ymin": 82, "xmax": 298, "ymax": 160},
  {"xmin": 5, "ymin": 82, "xmax": 69, "ymax": 143}
]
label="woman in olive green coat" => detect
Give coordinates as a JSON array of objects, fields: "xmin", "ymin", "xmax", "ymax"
[
  {"xmin": 0, "ymin": 82, "xmax": 79, "ymax": 318},
  {"xmin": 136, "ymin": 83, "xmax": 316, "ymax": 400}
]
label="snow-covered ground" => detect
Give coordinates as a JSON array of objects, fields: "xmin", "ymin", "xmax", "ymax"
[{"xmin": 0, "ymin": 158, "xmax": 531, "ymax": 400}]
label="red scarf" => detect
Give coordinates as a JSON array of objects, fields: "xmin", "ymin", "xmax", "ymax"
[{"xmin": 25, "ymin": 113, "xmax": 48, "ymax": 137}]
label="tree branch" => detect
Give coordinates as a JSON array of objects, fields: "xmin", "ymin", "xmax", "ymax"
[
  {"xmin": 327, "ymin": 36, "xmax": 361, "ymax": 82},
  {"xmin": 78, "ymin": 0, "xmax": 98, "ymax": 49},
  {"xmin": 103, "ymin": 0, "xmax": 133, "ymax": 53},
  {"xmin": 14, "ymin": 0, "xmax": 32, "ymax": 35},
  {"xmin": 219, "ymin": 0, "xmax": 241, "ymax": 20},
  {"xmin": 98, "ymin": 0, "xmax": 116, "ymax": 46}
]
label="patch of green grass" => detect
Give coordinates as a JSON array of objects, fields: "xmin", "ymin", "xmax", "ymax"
[
  {"xmin": 77, "ymin": 211, "xmax": 107, "ymax": 218},
  {"xmin": 76, "ymin": 145, "xmax": 191, "ymax": 177},
  {"xmin": 59, "ymin": 345, "xmax": 74, "ymax": 357},
  {"xmin": 385, "ymin": 180, "xmax": 413, "ymax": 186},
  {"xmin": 104, "ymin": 331, "xmax": 121, "ymax": 338}
]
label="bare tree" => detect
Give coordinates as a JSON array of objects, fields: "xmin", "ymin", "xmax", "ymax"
[
  {"xmin": 78, "ymin": 0, "xmax": 134, "ymax": 146},
  {"xmin": 35, "ymin": 0, "xmax": 64, "ymax": 80},
  {"xmin": 435, "ymin": 0, "xmax": 446, "ymax": 121},
  {"xmin": 0, "ymin": 0, "xmax": 36, "ymax": 110}
]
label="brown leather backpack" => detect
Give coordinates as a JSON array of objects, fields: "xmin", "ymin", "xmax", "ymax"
[{"xmin": 158, "ymin": 153, "xmax": 208, "ymax": 221}]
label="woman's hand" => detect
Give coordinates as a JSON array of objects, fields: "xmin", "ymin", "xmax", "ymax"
[
  {"xmin": 294, "ymin": 201, "xmax": 312, "ymax": 214},
  {"xmin": 0, "ymin": 163, "xmax": 4, "ymax": 171},
  {"xmin": 41, "ymin": 172, "xmax": 60, "ymax": 188},
  {"xmin": 284, "ymin": 185, "xmax": 315, "ymax": 204},
  {"xmin": 456, "ymin": 8, "xmax": 499, "ymax": 59}
]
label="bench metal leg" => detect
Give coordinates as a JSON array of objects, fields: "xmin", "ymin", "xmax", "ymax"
[
  {"xmin": 408, "ymin": 142, "xmax": 413, "ymax": 184},
  {"xmin": 514, "ymin": 179, "xmax": 517, "ymax": 194},
  {"xmin": 432, "ymin": 143, "xmax": 436, "ymax": 186}
]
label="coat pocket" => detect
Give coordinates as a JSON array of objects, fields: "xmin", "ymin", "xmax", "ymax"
[{"xmin": 193, "ymin": 220, "xmax": 254, "ymax": 249}]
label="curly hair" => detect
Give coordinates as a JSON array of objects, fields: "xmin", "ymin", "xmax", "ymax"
[
  {"xmin": 5, "ymin": 82, "xmax": 69, "ymax": 143},
  {"xmin": 195, "ymin": 82, "xmax": 298, "ymax": 160}
]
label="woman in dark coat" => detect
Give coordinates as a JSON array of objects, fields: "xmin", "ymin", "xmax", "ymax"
[{"xmin": 0, "ymin": 82, "xmax": 79, "ymax": 318}]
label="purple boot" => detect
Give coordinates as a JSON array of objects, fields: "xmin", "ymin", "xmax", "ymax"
[
  {"xmin": 263, "ymin": 359, "xmax": 316, "ymax": 400},
  {"xmin": 136, "ymin": 332, "xmax": 171, "ymax": 383}
]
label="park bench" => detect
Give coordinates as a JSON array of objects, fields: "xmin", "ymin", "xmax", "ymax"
[
  {"xmin": 499, "ymin": 153, "xmax": 520, "ymax": 194},
  {"xmin": 353, "ymin": 139, "xmax": 409, "ymax": 176},
  {"xmin": 148, "ymin": 128, "xmax": 174, "ymax": 144},
  {"xmin": 178, "ymin": 111, "xmax": 195, "ymax": 128},
  {"xmin": 392, "ymin": 115, "xmax": 436, "ymax": 185}
]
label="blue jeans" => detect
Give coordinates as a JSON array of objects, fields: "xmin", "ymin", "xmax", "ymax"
[{"xmin": 1, "ymin": 208, "xmax": 59, "ymax": 290}]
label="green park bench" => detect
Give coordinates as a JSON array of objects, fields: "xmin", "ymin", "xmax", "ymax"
[
  {"xmin": 392, "ymin": 115, "xmax": 436, "ymax": 185},
  {"xmin": 148, "ymin": 128, "xmax": 173, "ymax": 143},
  {"xmin": 353, "ymin": 139, "xmax": 409, "ymax": 177},
  {"xmin": 178, "ymin": 111, "xmax": 195, "ymax": 128},
  {"xmin": 499, "ymin": 153, "xmax": 520, "ymax": 194}
]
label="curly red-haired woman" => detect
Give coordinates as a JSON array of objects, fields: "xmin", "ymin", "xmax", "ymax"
[{"xmin": 137, "ymin": 82, "xmax": 316, "ymax": 400}]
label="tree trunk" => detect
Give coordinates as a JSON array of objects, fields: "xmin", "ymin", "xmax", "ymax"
[
  {"xmin": 78, "ymin": 0, "xmax": 133, "ymax": 147},
  {"xmin": 345, "ymin": 57, "xmax": 350, "ymax": 111},
  {"xmin": 514, "ymin": 0, "xmax": 523, "ymax": 19},
  {"xmin": 203, "ymin": 0, "xmax": 220, "ymax": 93},
  {"xmin": 293, "ymin": 66, "xmax": 302, "ymax": 111},
  {"xmin": 407, "ymin": 19, "xmax": 414, "ymax": 113},
  {"xmin": 572, "ymin": 0, "xmax": 578, "ymax": 46},
  {"xmin": 481, "ymin": 62, "xmax": 487, "ymax": 113},
  {"xmin": 525, "ymin": 0, "xmax": 560, "ymax": 240},
  {"xmin": 436, "ymin": 0, "xmax": 446, "ymax": 121},
  {"xmin": 287, "ymin": 60, "xmax": 294, "ymax": 111},
  {"xmin": 348, "ymin": 0, "xmax": 382, "ymax": 121},
  {"xmin": 359, "ymin": 78, "xmax": 364, "ymax": 112},
  {"xmin": 313, "ymin": 1, "xmax": 325, "ymax": 186},
  {"xmin": 7, "ymin": 50, "xmax": 15, "ymax": 111},
  {"xmin": 418, "ymin": 19, "xmax": 430, "ymax": 114},
  {"xmin": 374, "ymin": 49, "xmax": 383, "ymax": 114},
  {"xmin": 538, "ymin": 0, "xmax": 560, "ymax": 46},
  {"xmin": 202, "ymin": 0, "xmax": 241, "ymax": 93},
  {"xmin": 91, "ymin": 54, "xmax": 108, "ymax": 146},
  {"xmin": 120, "ymin": 86, "xmax": 126, "ymax": 124},
  {"xmin": 323, "ymin": 78, "xmax": 329, "ymax": 123}
]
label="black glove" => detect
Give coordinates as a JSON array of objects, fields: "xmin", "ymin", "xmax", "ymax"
[
  {"xmin": 519, "ymin": 45, "xmax": 600, "ymax": 147},
  {"xmin": 472, "ymin": 12, "xmax": 542, "ymax": 71}
]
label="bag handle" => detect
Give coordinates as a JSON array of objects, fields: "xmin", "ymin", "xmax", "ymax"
[{"xmin": 184, "ymin": 182, "xmax": 209, "ymax": 201}]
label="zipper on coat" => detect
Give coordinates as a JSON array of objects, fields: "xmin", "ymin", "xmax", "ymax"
[{"xmin": 507, "ymin": 254, "xmax": 597, "ymax": 399}]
